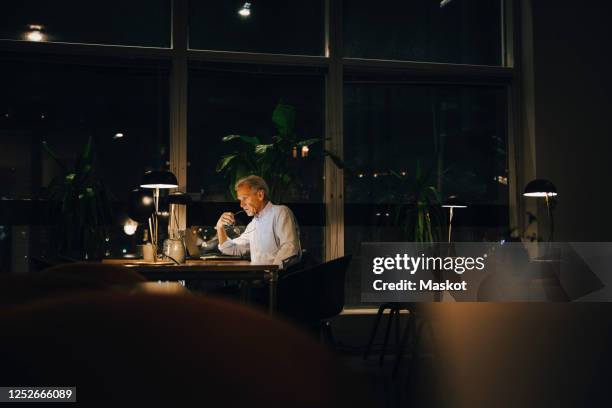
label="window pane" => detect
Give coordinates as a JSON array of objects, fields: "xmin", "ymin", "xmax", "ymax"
[
  {"xmin": 188, "ymin": 64, "xmax": 325, "ymax": 203},
  {"xmin": 189, "ymin": 1, "xmax": 325, "ymax": 55},
  {"xmin": 343, "ymin": 83, "xmax": 509, "ymax": 306},
  {"xmin": 344, "ymin": 0, "xmax": 502, "ymax": 65},
  {"xmin": 187, "ymin": 64, "xmax": 326, "ymax": 263},
  {"xmin": 1, "ymin": 0, "xmax": 171, "ymax": 47},
  {"xmin": 0, "ymin": 58, "xmax": 170, "ymax": 268},
  {"xmin": 0, "ymin": 58, "xmax": 169, "ymax": 200}
]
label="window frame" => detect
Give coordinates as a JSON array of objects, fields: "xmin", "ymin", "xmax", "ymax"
[{"xmin": 0, "ymin": 0, "xmax": 524, "ymax": 264}]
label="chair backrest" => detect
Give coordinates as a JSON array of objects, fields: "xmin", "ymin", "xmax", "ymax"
[{"xmin": 279, "ymin": 255, "xmax": 352, "ymax": 323}]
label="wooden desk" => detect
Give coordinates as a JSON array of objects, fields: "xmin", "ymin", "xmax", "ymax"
[{"xmin": 102, "ymin": 259, "xmax": 279, "ymax": 314}]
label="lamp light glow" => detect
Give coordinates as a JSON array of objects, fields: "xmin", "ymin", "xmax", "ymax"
[
  {"xmin": 123, "ymin": 219, "xmax": 138, "ymax": 235},
  {"xmin": 523, "ymin": 191, "xmax": 558, "ymax": 198},
  {"xmin": 25, "ymin": 24, "xmax": 46, "ymax": 42},
  {"xmin": 238, "ymin": 2, "xmax": 251, "ymax": 17},
  {"xmin": 523, "ymin": 179, "xmax": 557, "ymax": 197}
]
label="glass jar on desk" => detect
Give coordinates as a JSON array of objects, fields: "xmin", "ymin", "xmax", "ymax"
[{"xmin": 163, "ymin": 230, "xmax": 186, "ymax": 264}]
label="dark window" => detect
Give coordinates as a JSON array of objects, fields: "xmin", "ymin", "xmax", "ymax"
[
  {"xmin": 343, "ymin": 82, "xmax": 508, "ymax": 305},
  {"xmin": 189, "ymin": 1, "xmax": 325, "ymax": 55},
  {"xmin": 0, "ymin": 57, "xmax": 170, "ymax": 268},
  {"xmin": 187, "ymin": 64, "xmax": 325, "ymax": 203},
  {"xmin": 0, "ymin": 58, "xmax": 170, "ymax": 201},
  {"xmin": 1, "ymin": 0, "xmax": 171, "ymax": 47},
  {"xmin": 344, "ymin": 0, "xmax": 502, "ymax": 65}
]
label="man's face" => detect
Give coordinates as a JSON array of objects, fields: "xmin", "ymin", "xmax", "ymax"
[{"xmin": 236, "ymin": 184, "xmax": 266, "ymax": 216}]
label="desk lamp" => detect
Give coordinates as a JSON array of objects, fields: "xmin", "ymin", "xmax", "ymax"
[
  {"xmin": 442, "ymin": 197, "xmax": 467, "ymax": 242},
  {"xmin": 523, "ymin": 179, "xmax": 557, "ymax": 241},
  {"xmin": 140, "ymin": 170, "xmax": 178, "ymax": 261}
]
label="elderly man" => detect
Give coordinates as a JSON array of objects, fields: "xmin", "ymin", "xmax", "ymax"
[{"xmin": 216, "ymin": 175, "xmax": 301, "ymax": 268}]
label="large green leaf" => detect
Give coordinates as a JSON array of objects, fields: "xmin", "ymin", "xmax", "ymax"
[
  {"xmin": 41, "ymin": 141, "xmax": 68, "ymax": 172},
  {"xmin": 75, "ymin": 136, "xmax": 94, "ymax": 176},
  {"xmin": 222, "ymin": 134, "xmax": 261, "ymax": 145},
  {"xmin": 216, "ymin": 153, "xmax": 238, "ymax": 172},
  {"xmin": 296, "ymin": 138, "xmax": 320, "ymax": 147},
  {"xmin": 255, "ymin": 144, "xmax": 275, "ymax": 155}
]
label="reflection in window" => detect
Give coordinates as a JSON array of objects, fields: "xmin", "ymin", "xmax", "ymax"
[
  {"xmin": 0, "ymin": 58, "xmax": 170, "ymax": 266},
  {"xmin": 0, "ymin": 58, "xmax": 169, "ymax": 201},
  {"xmin": 0, "ymin": 0, "xmax": 171, "ymax": 47},
  {"xmin": 344, "ymin": 0, "xmax": 502, "ymax": 65},
  {"xmin": 189, "ymin": 1, "xmax": 325, "ymax": 55},
  {"xmin": 343, "ymin": 82, "xmax": 508, "ymax": 306}
]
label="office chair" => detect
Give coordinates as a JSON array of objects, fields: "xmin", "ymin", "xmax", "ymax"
[{"xmin": 278, "ymin": 255, "xmax": 352, "ymax": 344}]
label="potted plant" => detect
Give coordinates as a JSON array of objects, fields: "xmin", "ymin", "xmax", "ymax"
[
  {"xmin": 42, "ymin": 136, "xmax": 113, "ymax": 260},
  {"xmin": 382, "ymin": 162, "xmax": 444, "ymax": 242},
  {"xmin": 216, "ymin": 102, "xmax": 343, "ymax": 202}
]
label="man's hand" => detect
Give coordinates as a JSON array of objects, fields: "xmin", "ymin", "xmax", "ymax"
[{"xmin": 216, "ymin": 212, "xmax": 235, "ymax": 231}]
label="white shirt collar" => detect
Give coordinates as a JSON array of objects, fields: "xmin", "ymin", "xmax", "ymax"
[{"xmin": 254, "ymin": 201, "xmax": 273, "ymax": 219}]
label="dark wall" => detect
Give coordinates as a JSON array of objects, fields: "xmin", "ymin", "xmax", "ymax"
[{"xmin": 532, "ymin": 1, "xmax": 612, "ymax": 241}]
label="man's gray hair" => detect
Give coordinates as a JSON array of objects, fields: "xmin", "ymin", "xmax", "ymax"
[{"xmin": 235, "ymin": 175, "xmax": 270, "ymax": 200}]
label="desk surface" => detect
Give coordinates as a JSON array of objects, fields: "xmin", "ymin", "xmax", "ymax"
[
  {"xmin": 102, "ymin": 259, "xmax": 280, "ymax": 314},
  {"xmin": 102, "ymin": 258, "xmax": 278, "ymax": 279}
]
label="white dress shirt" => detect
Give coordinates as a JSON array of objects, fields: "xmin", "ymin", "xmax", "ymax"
[{"xmin": 218, "ymin": 201, "xmax": 301, "ymax": 268}]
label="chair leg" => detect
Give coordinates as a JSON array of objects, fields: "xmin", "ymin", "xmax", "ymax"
[
  {"xmin": 395, "ymin": 306, "xmax": 401, "ymax": 345},
  {"xmin": 320, "ymin": 321, "xmax": 336, "ymax": 347},
  {"xmin": 379, "ymin": 308, "xmax": 397, "ymax": 366},
  {"xmin": 363, "ymin": 305, "xmax": 386, "ymax": 360},
  {"xmin": 392, "ymin": 312, "xmax": 416, "ymax": 379},
  {"xmin": 240, "ymin": 280, "xmax": 252, "ymax": 304},
  {"xmin": 422, "ymin": 318, "xmax": 437, "ymax": 358}
]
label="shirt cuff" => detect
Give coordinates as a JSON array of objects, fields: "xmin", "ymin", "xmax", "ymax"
[{"xmin": 218, "ymin": 240, "xmax": 233, "ymax": 251}]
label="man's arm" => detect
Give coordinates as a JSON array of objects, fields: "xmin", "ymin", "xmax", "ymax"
[
  {"xmin": 217, "ymin": 224, "xmax": 253, "ymax": 257},
  {"xmin": 215, "ymin": 212, "xmax": 250, "ymax": 257},
  {"xmin": 272, "ymin": 206, "xmax": 302, "ymax": 267},
  {"xmin": 215, "ymin": 212, "xmax": 234, "ymax": 247}
]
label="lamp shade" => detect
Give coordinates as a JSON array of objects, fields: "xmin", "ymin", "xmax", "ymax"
[
  {"xmin": 140, "ymin": 170, "xmax": 178, "ymax": 189},
  {"xmin": 127, "ymin": 188, "xmax": 155, "ymax": 223},
  {"xmin": 166, "ymin": 192, "xmax": 192, "ymax": 206},
  {"xmin": 442, "ymin": 196, "xmax": 467, "ymax": 208},
  {"xmin": 523, "ymin": 179, "xmax": 557, "ymax": 197}
]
